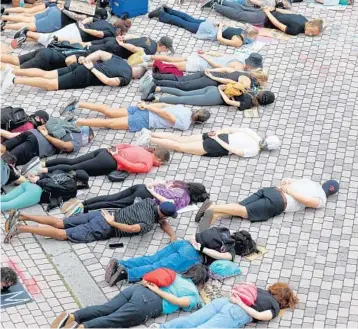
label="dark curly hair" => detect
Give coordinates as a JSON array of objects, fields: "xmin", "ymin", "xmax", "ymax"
[
  {"xmin": 1, "ymin": 267, "xmax": 18, "ymax": 291},
  {"xmin": 182, "ymin": 264, "xmax": 209, "ymax": 288}
]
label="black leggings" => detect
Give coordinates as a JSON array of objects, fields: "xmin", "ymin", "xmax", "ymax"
[
  {"xmin": 3, "ymin": 131, "xmax": 39, "ymax": 165},
  {"xmin": 45, "ymin": 148, "xmax": 117, "ymax": 176},
  {"xmin": 83, "ymin": 184, "xmax": 153, "ymax": 212}
]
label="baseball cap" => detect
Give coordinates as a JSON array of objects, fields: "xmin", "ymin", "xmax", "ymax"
[
  {"xmin": 322, "ymin": 180, "xmax": 339, "ymax": 197},
  {"xmin": 258, "ymin": 91, "xmax": 275, "ymax": 106},
  {"xmin": 159, "ymin": 201, "xmax": 178, "ymax": 218},
  {"xmin": 159, "ymin": 36, "xmax": 175, "ymax": 54}
]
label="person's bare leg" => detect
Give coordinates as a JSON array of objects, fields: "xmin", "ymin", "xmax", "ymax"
[
  {"xmin": 13, "ymin": 67, "xmax": 58, "ymax": 78},
  {"xmin": 76, "ymin": 118, "xmax": 129, "ymax": 130},
  {"xmin": 208, "ymin": 204, "xmax": 249, "ymax": 219},
  {"xmin": 0, "ymin": 54, "xmax": 20, "ymax": 66},
  {"xmin": 150, "ymin": 55, "xmax": 186, "ymax": 62},
  {"xmin": 26, "ymin": 31, "xmax": 42, "ymax": 41},
  {"xmin": 78, "ymin": 102, "xmax": 128, "ymax": 118},
  {"xmin": 17, "ymin": 225, "xmax": 67, "ymax": 240},
  {"xmin": 0, "ymin": 129, "xmax": 21, "ymax": 139},
  {"xmin": 151, "ymin": 132, "xmax": 203, "ymax": 143},
  {"xmin": 150, "ymin": 138, "xmax": 206, "ymax": 155},
  {"xmin": 6, "ymin": 4, "xmax": 46, "ymax": 14},
  {"xmin": 4, "ymin": 23, "xmax": 37, "ymax": 32},
  {"xmin": 14, "ymin": 77, "xmax": 58, "ymax": 90},
  {"xmin": 2, "ymin": 15, "xmax": 35, "ymax": 23},
  {"xmin": 19, "ymin": 213, "xmax": 65, "ymax": 228}
]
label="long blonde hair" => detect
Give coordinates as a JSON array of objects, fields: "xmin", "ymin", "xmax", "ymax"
[
  {"xmin": 244, "ymin": 23, "xmax": 259, "ymax": 40},
  {"xmin": 249, "ymin": 68, "xmax": 269, "ymax": 87},
  {"xmin": 306, "ymin": 19, "xmax": 324, "ymax": 33}
]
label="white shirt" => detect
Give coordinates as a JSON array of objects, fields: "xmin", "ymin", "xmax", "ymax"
[
  {"xmin": 284, "ymin": 179, "xmax": 327, "ymax": 213},
  {"xmin": 228, "ymin": 129, "xmax": 261, "ymax": 157}
]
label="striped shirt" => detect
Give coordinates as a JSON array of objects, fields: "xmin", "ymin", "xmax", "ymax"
[{"xmin": 114, "ymin": 198, "xmax": 159, "ymax": 237}]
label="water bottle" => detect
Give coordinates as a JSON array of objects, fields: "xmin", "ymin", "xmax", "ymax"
[{"xmin": 19, "ymin": 0, "xmax": 25, "ymax": 7}]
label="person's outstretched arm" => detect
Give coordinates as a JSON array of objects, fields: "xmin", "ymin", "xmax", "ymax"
[
  {"xmin": 263, "ymin": 8, "xmax": 287, "ymax": 32},
  {"xmin": 218, "ymin": 86, "xmax": 242, "ymax": 107},
  {"xmin": 61, "ymin": 9, "xmax": 87, "ymax": 22},
  {"xmin": 189, "ymin": 237, "xmax": 233, "ymax": 260},
  {"xmin": 160, "ymin": 220, "xmax": 176, "ymax": 242}
]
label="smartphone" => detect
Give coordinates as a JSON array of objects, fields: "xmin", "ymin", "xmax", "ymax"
[{"xmin": 109, "ymin": 243, "xmax": 124, "ymax": 249}]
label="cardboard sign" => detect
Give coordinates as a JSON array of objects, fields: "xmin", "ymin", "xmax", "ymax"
[
  {"xmin": 1, "ymin": 282, "xmax": 33, "ymax": 309},
  {"xmin": 65, "ymin": 0, "xmax": 96, "ymax": 16}
]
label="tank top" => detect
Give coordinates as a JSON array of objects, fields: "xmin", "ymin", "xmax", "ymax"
[{"xmin": 222, "ymin": 27, "xmax": 244, "ymax": 40}]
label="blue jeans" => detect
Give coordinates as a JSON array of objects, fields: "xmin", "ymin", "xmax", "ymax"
[
  {"xmin": 120, "ymin": 240, "xmax": 201, "ymax": 282},
  {"xmin": 161, "ymin": 298, "xmax": 252, "ymax": 328},
  {"xmin": 159, "ymin": 8, "xmax": 205, "ymax": 34},
  {"xmin": 74, "ymin": 285, "xmax": 163, "ymax": 328}
]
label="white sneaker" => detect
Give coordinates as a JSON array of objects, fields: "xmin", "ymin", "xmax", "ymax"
[
  {"xmin": 134, "ymin": 128, "xmax": 151, "ymax": 147},
  {"xmin": 139, "ymin": 71, "xmax": 153, "ymax": 92},
  {"xmin": 1, "ymin": 65, "xmax": 15, "ymax": 93}
]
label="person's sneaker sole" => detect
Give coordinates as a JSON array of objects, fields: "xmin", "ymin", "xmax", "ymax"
[
  {"xmin": 105, "ymin": 258, "xmax": 118, "ymax": 283},
  {"xmin": 63, "ymin": 321, "xmax": 78, "ymax": 329},
  {"xmin": 108, "ymin": 265, "xmax": 125, "ymax": 286},
  {"xmin": 60, "ymin": 97, "xmax": 78, "ymax": 116},
  {"xmin": 198, "ymin": 209, "xmax": 214, "ymax": 233},
  {"xmin": 21, "ymin": 156, "xmax": 41, "ymax": 176},
  {"xmin": 50, "ymin": 311, "xmax": 70, "ymax": 329},
  {"xmin": 4, "ymin": 223, "xmax": 19, "ymax": 244},
  {"xmin": 13, "ymin": 27, "xmax": 27, "ymax": 39},
  {"xmin": 195, "ymin": 199, "xmax": 213, "ymax": 222},
  {"xmin": 8, "ymin": 209, "xmax": 19, "ymax": 231}
]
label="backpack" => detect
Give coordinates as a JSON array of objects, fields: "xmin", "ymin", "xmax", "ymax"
[
  {"xmin": 233, "ymin": 230, "xmax": 258, "ymax": 256},
  {"xmin": 1, "ymin": 106, "xmax": 29, "ymax": 131},
  {"xmin": 196, "ymin": 227, "xmax": 236, "ymax": 254},
  {"xmin": 1, "ymin": 159, "xmax": 10, "ymax": 187},
  {"xmin": 39, "ymin": 171, "xmax": 77, "ymax": 211},
  {"xmin": 143, "ymin": 268, "xmax": 176, "ymax": 287},
  {"xmin": 232, "ymin": 282, "xmax": 258, "ymax": 306}
]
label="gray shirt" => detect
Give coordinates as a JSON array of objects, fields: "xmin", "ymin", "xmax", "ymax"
[
  {"xmin": 30, "ymin": 130, "xmax": 82, "ymax": 157},
  {"xmin": 148, "ymin": 105, "xmax": 192, "ymax": 131}
]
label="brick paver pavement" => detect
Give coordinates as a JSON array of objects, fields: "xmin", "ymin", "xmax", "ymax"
[{"xmin": 1, "ymin": 0, "xmax": 358, "ymax": 328}]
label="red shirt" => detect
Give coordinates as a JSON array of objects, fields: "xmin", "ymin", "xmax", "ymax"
[{"xmin": 112, "ymin": 144, "xmax": 154, "ymax": 173}]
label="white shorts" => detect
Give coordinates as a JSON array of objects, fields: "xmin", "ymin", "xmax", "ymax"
[
  {"xmin": 38, "ymin": 23, "xmax": 82, "ymax": 46},
  {"xmin": 185, "ymin": 53, "xmax": 210, "ymax": 72}
]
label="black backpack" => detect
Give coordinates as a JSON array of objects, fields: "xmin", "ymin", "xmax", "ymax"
[
  {"xmin": 196, "ymin": 227, "xmax": 236, "ymax": 254},
  {"xmin": 233, "ymin": 230, "xmax": 258, "ymax": 256},
  {"xmin": 39, "ymin": 171, "xmax": 77, "ymax": 211},
  {"xmin": 1, "ymin": 106, "xmax": 29, "ymax": 131}
]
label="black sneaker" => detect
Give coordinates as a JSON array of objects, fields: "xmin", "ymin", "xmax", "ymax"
[
  {"xmin": 21, "ymin": 156, "xmax": 42, "ymax": 176},
  {"xmin": 195, "ymin": 199, "xmax": 213, "ymax": 222},
  {"xmin": 1, "ymin": 7, "xmax": 5, "ymax": 16},
  {"xmin": 145, "ymin": 93, "xmax": 156, "ymax": 102},
  {"xmin": 148, "ymin": 6, "xmax": 164, "ymax": 18},
  {"xmin": 108, "ymin": 266, "xmax": 128, "ymax": 286},
  {"xmin": 1, "ymin": 21, "xmax": 6, "ymax": 32},
  {"xmin": 60, "ymin": 96, "xmax": 78, "ymax": 116},
  {"xmin": 201, "ymin": 0, "xmax": 215, "ymax": 9},
  {"xmin": 13, "ymin": 26, "xmax": 28, "ymax": 39}
]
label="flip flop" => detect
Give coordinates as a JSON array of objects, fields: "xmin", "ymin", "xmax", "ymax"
[
  {"xmin": 50, "ymin": 312, "xmax": 70, "ymax": 329},
  {"xmin": 195, "ymin": 199, "xmax": 213, "ymax": 222},
  {"xmin": 198, "ymin": 209, "xmax": 214, "ymax": 233}
]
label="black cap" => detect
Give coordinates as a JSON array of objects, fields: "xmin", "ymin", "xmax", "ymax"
[
  {"xmin": 322, "ymin": 180, "xmax": 339, "ymax": 197},
  {"xmin": 245, "ymin": 53, "xmax": 263, "ymax": 69},
  {"xmin": 33, "ymin": 110, "xmax": 49, "ymax": 122},
  {"xmin": 159, "ymin": 36, "xmax": 175, "ymax": 54}
]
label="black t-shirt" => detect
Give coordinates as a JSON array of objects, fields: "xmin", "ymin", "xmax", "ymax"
[
  {"xmin": 264, "ymin": 12, "xmax": 308, "ymax": 35},
  {"xmin": 60, "ymin": 11, "xmax": 76, "ymax": 28},
  {"xmin": 234, "ymin": 93, "xmax": 255, "ymax": 111},
  {"xmin": 79, "ymin": 20, "xmax": 116, "ymax": 42},
  {"xmin": 94, "ymin": 55, "xmax": 132, "ymax": 86},
  {"xmin": 88, "ymin": 37, "xmax": 157, "ymax": 59},
  {"xmin": 222, "ymin": 27, "xmax": 244, "ymax": 41},
  {"xmin": 252, "ymin": 289, "xmax": 280, "ymax": 320},
  {"xmin": 6, "ymin": 165, "xmax": 20, "ymax": 185},
  {"xmin": 211, "ymin": 71, "xmax": 257, "ymax": 88}
]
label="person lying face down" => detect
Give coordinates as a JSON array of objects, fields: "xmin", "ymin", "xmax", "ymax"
[
  {"xmin": 0, "ymin": 35, "xmax": 174, "ymax": 71},
  {"xmin": 195, "ymin": 179, "xmax": 340, "ymax": 231},
  {"xmin": 3, "ymin": 198, "xmax": 178, "ymax": 244},
  {"xmin": 135, "ymin": 127, "xmax": 281, "ymax": 159},
  {"xmin": 148, "ymin": 5, "xmax": 259, "ymax": 48},
  {"xmin": 59, "ymin": 97, "xmax": 211, "ymax": 133},
  {"xmin": 161, "ymin": 282, "xmax": 299, "ymax": 328},
  {"xmin": 105, "ymin": 227, "xmax": 252, "ymax": 286},
  {"xmin": 1, "ymin": 51, "xmax": 146, "ymax": 92},
  {"xmin": 51, "ymin": 264, "xmax": 209, "ymax": 329}
]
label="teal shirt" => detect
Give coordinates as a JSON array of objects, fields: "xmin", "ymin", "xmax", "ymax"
[{"xmin": 161, "ymin": 275, "xmax": 200, "ymax": 315}]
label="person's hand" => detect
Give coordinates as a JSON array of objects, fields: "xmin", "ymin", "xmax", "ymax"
[
  {"xmin": 207, "ymin": 131, "xmax": 217, "ymax": 137},
  {"xmin": 101, "ymin": 209, "xmax": 115, "ymax": 226},
  {"xmin": 138, "ymin": 102, "xmax": 147, "ymax": 110},
  {"xmin": 83, "ymin": 59, "xmax": 94, "ymax": 70},
  {"xmin": 117, "ymin": 40, "xmax": 125, "ymax": 47},
  {"xmin": 145, "ymin": 183, "xmax": 154, "ymax": 191},
  {"xmin": 197, "ymin": 49, "xmax": 205, "ymax": 54},
  {"xmin": 230, "ymin": 295, "xmax": 244, "ymax": 305},
  {"xmin": 107, "ymin": 146, "xmax": 118, "ymax": 156},
  {"xmin": 78, "ymin": 22, "xmax": 86, "ymax": 31},
  {"xmin": 65, "ymin": 55, "xmax": 77, "ymax": 66},
  {"xmin": 198, "ymin": 53, "xmax": 207, "ymax": 59},
  {"xmin": 37, "ymin": 125, "xmax": 49, "ymax": 136},
  {"xmin": 116, "ymin": 35, "xmax": 125, "ymax": 42},
  {"xmin": 170, "ymin": 235, "xmax": 177, "ymax": 242},
  {"xmin": 78, "ymin": 56, "xmax": 86, "ymax": 64},
  {"xmin": 189, "ymin": 236, "xmax": 201, "ymax": 250},
  {"xmin": 143, "ymin": 281, "xmax": 160, "ymax": 293},
  {"xmin": 263, "ymin": 6, "xmax": 275, "ymax": 12},
  {"xmin": 204, "ymin": 69, "xmax": 212, "ymax": 77},
  {"xmin": 279, "ymin": 185, "xmax": 292, "ymax": 195},
  {"xmin": 28, "ymin": 173, "xmax": 39, "ymax": 183}
]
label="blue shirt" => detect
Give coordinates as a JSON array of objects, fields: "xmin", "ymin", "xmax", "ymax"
[
  {"xmin": 161, "ymin": 275, "xmax": 200, "ymax": 315},
  {"xmin": 149, "ymin": 105, "xmax": 192, "ymax": 131}
]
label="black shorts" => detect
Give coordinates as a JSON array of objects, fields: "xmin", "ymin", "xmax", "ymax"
[
  {"xmin": 57, "ymin": 64, "xmax": 101, "ymax": 90},
  {"xmin": 19, "ymin": 48, "xmax": 66, "ymax": 70},
  {"xmin": 239, "ymin": 187, "xmax": 285, "ymax": 222},
  {"xmin": 202, "ymin": 133, "xmax": 229, "ymax": 157}
]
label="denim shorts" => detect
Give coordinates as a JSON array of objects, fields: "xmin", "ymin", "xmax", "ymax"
[
  {"xmin": 127, "ymin": 106, "xmax": 150, "ymax": 132},
  {"xmin": 64, "ymin": 211, "xmax": 115, "ymax": 243},
  {"xmin": 35, "ymin": 7, "xmax": 62, "ymax": 33}
]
